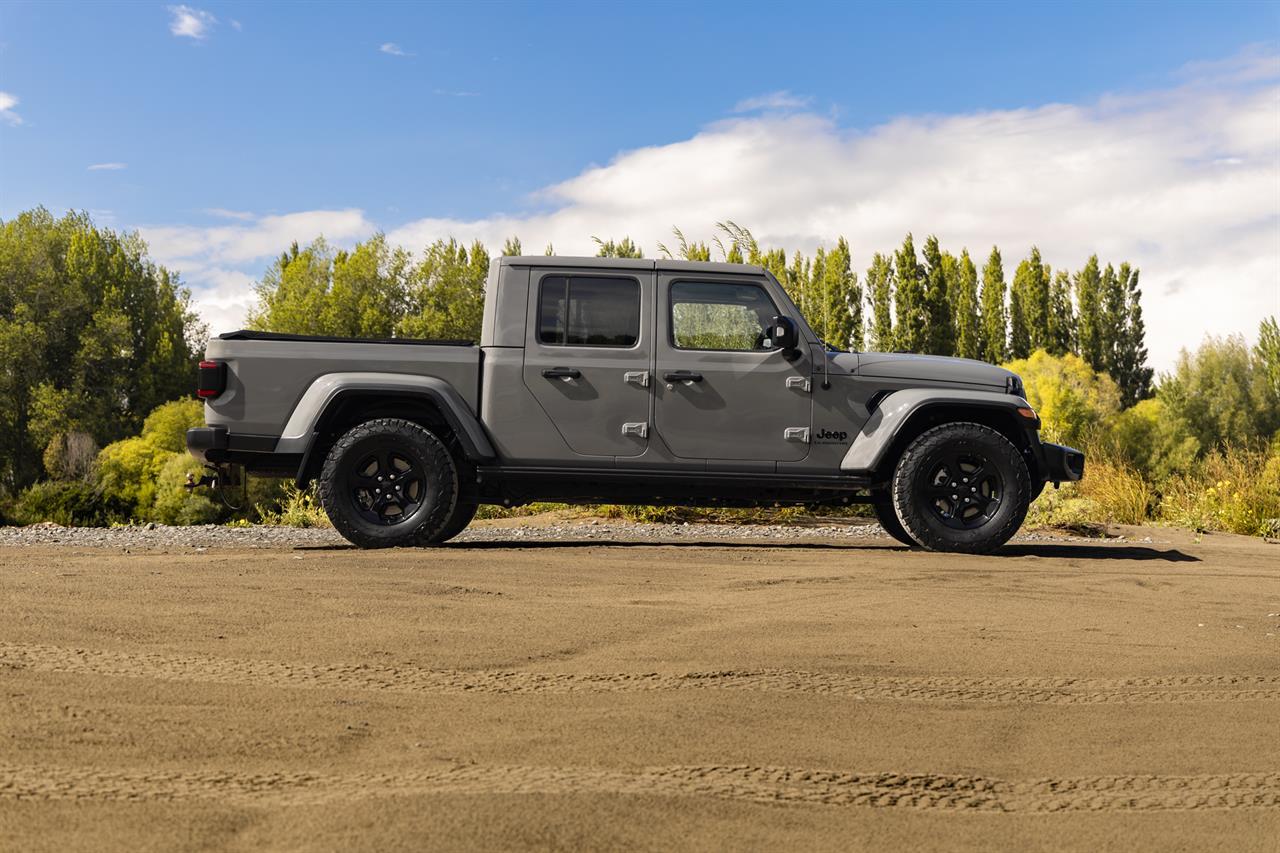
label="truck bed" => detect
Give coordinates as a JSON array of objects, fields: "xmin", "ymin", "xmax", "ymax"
[{"xmin": 203, "ymin": 333, "xmax": 481, "ymax": 438}]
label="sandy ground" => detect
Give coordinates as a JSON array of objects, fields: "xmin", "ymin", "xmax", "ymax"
[{"xmin": 1, "ymin": 520, "xmax": 1277, "ymax": 852}]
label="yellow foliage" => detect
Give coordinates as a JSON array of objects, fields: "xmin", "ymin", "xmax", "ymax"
[{"xmin": 1003, "ymin": 350, "xmax": 1121, "ymax": 447}]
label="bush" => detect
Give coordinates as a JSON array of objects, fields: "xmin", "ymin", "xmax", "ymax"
[
  {"xmin": 151, "ymin": 454, "xmax": 221, "ymax": 525},
  {"xmin": 10, "ymin": 480, "xmax": 132, "ymax": 527},
  {"xmin": 1003, "ymin": 350, "xmax": 1121, "ymax": 447},
  {"xmin": 1157, "ymin": 446, "xmax": 1280, "ymax": 535},
  {"xmin": 254, "ymin": 482, "xmax": 329, "ymax": 527}
]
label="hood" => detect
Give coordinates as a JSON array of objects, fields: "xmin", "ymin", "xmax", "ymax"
[{"xmin": 854, "ymin": 352, "xmax": 1013, "ymax": 389}]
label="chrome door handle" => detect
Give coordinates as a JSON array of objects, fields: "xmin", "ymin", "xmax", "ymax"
[{"xmin": 541, "ymin": 367, "xmax": 581, "ymax": 379}]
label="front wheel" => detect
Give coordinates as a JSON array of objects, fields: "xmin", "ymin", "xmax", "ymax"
[
  {"xmin": 318, "ymin": 418, "xmax": 459, "ymax": 548},
  {"xmin": 891, "ymin": 422, "xmax": 1030, "ymax": 554}
]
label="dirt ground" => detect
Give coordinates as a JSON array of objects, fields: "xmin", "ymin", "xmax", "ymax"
[{"xmin": 1, "ymin": 521, "xmax": 1277, "ymax": 852}]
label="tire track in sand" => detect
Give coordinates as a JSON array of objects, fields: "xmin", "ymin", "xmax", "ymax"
[
  {"xmin": 2, "ymin": 763, "xmax": 1278, "ymax": 812},
  {"xmin": 2, "ymin": 642, "xmax": 1278, "ymax": 705}
]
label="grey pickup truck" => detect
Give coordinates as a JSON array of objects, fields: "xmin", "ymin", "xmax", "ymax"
[{"xmin": 187, "ymin": 256, "xmax": 1083, "ymax": 552}]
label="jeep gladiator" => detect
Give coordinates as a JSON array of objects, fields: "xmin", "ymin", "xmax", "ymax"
[{"xmin": 187, "ymin": 256, "xmax": 1084, "ymax": 552}]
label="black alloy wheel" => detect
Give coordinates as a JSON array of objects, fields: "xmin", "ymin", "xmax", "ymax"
[
  {"xmin": 348, "ymin": 446, "xmax": 427, "ymax": 525},
  {"xmin": 920, "ymin": 451, "xmax": 1003, "ymax": 530}
]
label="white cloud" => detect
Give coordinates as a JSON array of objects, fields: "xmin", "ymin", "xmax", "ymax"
[
  {"xmin": 204, "ymin": 207, "xmax": 255, "ymax": 221},
  {"xmin": 87, "ymin": 162, "xmax": 127, "ymax": 171},
  {"xmin": 149, "ymin": 49, "xmax": 1279, "ymax": 369},
  {"xmin": 379, "ymin": 42, "xmax": 411, "ymax": 57},
  {"xmin": 385, "ymin": 55, "xmax": 1279, "ymax": 371},
  {"xmin": 732, "ymin": 90, "xmax": 813, "ymax": 113},
  {"xmin": 230, "ymin": 19, "xmax": 242, "ymax": 31},
  {"xmin": 0, "ymin": 91, "xmax": 22, "ymax": 125},
  {"xmin": 168, "ymin": 5, "xmax": 216, "ymax": 40}
]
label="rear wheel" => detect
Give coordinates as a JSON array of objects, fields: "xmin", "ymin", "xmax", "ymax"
[
  {"xmin": 891, "ymin": 422, "xmax": 1030, "ymax": 554},
  {"xmin": 319, "ymin": 418, "xmax": 458, "ymax": 548}
]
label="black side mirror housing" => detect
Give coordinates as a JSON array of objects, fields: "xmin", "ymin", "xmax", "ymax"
[{"xmin": 769, "ymin": 316, "xmax": 799, "ymax": 353}]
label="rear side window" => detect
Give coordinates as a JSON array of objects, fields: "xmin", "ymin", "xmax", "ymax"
[{"xmin": 538, "ymin": 276, "xmax": 640, "ymax": 347}]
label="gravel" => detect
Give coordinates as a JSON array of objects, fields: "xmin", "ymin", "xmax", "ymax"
[{"xmin": 0, "ymin": 519, "xmax": 1142, "ymax": 550}]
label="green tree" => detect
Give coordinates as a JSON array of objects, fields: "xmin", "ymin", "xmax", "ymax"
[
  {"xmin": 501, "ymin": 237, "xmax": 523, "ymax": 256},
  {"xmin": 1074, "ymin": 255, "xmax": 1103, "ymax": 370},
  {"xmin": 396, "ymin": 239, "xmax": 490, "ymax": 341},
  {"xmin": 920, "ymin": 236, "xmax": 954, "ymax": 355},
  {"xmin": 592, "ymin": 236, "xmax": 643, "ymax": 258},
  {"xmin": 866, "ymin": 252, "xmax": 895, "ymax": 352},
  {"xmin": 0, "ymin": 208, "xmax": 202, "ymax": 493},
  {"xmin": 1007, "ymin": 279, "xmax": 1030, "ymax": 360},
  {"xmin": 1046, "ymin": 269, "xmax": 1075, "ymax": 356},
  {"xmin": 1002, "ymin": 349, "xmax": 1122, "ymax": 448},
  {"xmin": 1011, "ymin": 248, "xmax": 1050, "ymax": 354},
  {"xmin": 823, "ymin": 237, "xmax": 861, "ymax": 351},
  {"xmin": 657, "ymin": 227, "xmax": 710, "ymax": 261},
  {"xmin": 1256, "ymin": 316, "xmax": 1280, "ymax": 397},
  {"xmin": 979, "ymin": 247, "xmax": 1007, "ymax": 363},
  {"xmin": 951, "ymin": 249, "xmax": 981, "ymax": 360},
  {"xmin": 1111, "ymin": 262, "xmax": 1152, "ymax": 406},
  {"xmin": 1158, "ymin": 334, "xmax": 1280, "ymax": 453},
  {"xmin": 1099, "ymin": 262, "xmax": 1126, "ymax": 376},
  {"xmin": 893, "ymin": 234, "xmax": 927, "ymax": 353}
]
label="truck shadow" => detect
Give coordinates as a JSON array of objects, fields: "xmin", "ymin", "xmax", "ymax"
[{"xmin": 401, "ymin": 540, "xmax": 1201, "ymax": 562}]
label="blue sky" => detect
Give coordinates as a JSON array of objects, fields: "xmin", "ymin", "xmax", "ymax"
[{"xmin": 1, "ymin": 2, "xmax": 1277, "ymax": 368}]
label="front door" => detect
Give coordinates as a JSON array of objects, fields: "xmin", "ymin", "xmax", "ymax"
[
  {"xmin": 521, "ymin": 270, "xmax": 653, "ymax": 459},
  {"xmin": 654, "ymin": 275, "xmax": 811, "ymax": 462}
]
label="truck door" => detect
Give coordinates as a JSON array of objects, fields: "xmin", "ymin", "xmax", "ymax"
[
  {"xmin": 653, "ymin": 274, "xmax": 811, "ymax": 463},
  {"xmin": 521, "ymin": 270, "xmax": 653, "ymax": 459}
]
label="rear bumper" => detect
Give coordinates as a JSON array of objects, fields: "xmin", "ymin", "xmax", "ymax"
[
  {"xmin": 1038, "ymin": 441, "xmax": 1085, "ymax": 483},
  {"xmin": 186, "ymin": 427, "xmax": 300, "ymax": 476},
  {"xmin": 185, "ymin": 426, "xmax": 228, "ymax": 464}
]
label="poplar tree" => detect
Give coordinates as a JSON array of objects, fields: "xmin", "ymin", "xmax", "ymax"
[
  {"xmin": 1047, "ymin": 269, "xmax": 1075, "ymax": 356},
  {"xmin": 1008, "ymin": 267, "xmax": 1031, "ymax": 360},
  {"xmin": 501, "ymin": 237, "xmax": 522, "ymax": 256},
  {"xmin": 821, "ymin": 237, "xmax": 860, "ymax": 351},
  {"xmin": 1099, "ymin": 262, "xmax": 1126, "ymax": 376},
  {"xmin": 807, "ymin": 247, "xmax": 826, "ymax": 330},
  {"xmin": 921, "ymin": 236, "xmax": 954, "ymax": 355},
  {"xmin": 592, "ymin": 236, "xmax": 642, "ymax": 258},
  {"xmin": 952, "ymin": 249, "xmax": 981, "ymax": 360},
  {"xmin": 1074, "ymin": 255, "xmax": 1103, "ymax": 370},
  {"xmin": 979, "ymin": 247, "xmax": 1007, "ymax": 363},
  {"xmin": 894, "ymin": 234, "xmax": 927, "ymax": 353},
  {"xmin": 1112, "ymin": 263, "xmax": 1153, "ymax": 406},
  {"xmin": 866, "ymin": 252, "xmax": 895, "ymax": 352},
  {"xmin": 1012, "ymin": 248, "xmax": 1050, "ymax": 352}
]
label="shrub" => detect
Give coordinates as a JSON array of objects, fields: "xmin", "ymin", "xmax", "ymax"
[
  {"xmin": 10, "ymin": 480, "xmax": 132, "ymax": 526},
  {"xmin": 151, "ymin": 453, "xmax": 221, "ymax": 525},
  {"xmin": 1003, "ymin": 350, "xmax": 1121, "ymax": 447},
  {"xmin": 1157, "ymin": 446, "xmax": 1280, "ymax": 535},
  {"xmin": 254, "ymin": 482, "xmax": 330, "ymax": 527}
]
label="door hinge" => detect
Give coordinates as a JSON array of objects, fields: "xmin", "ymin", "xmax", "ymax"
[
  {"xmin": 783, "ymin": 427, "xmax": 810, "ymax": 443},
  {"xmin": 786, "ymin": 376, "xmax": 811, "ymax": 393},
  {"xmin": 621, "ymin": 422, "xmax": 649, "ymax": 438},
  {"xmin": 624, "ymin": 370, "xmax": 650, "ymax": 388}
]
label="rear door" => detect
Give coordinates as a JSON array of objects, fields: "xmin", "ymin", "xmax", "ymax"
[
  {"xmin": 521, "ymin": 269, "xmax": 654, "ymax": 459},
  {"xmin": 653, "ymin": 274, "xmax": 812, "ymax": 462}
]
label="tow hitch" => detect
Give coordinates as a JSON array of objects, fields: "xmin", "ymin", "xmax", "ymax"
[{"xmin": 185, "ymin": 464, "xmax": 247, "ymax": 509}]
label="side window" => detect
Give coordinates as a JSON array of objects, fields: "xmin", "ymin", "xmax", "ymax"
[
  {"xmin": 670, "ymin": 281, "xmax": 778, "ymax": 351},
  {"xmin": 538, "ymin": 276, "xmax": 641, "ymax": 347}
]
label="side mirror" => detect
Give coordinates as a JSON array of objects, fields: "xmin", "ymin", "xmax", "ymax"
[{"xmin": 769, "ymin": 316, "xmax": 799, "ymax": 353}]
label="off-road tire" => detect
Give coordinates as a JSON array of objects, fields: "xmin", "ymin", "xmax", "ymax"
[
  {"xmin": 319, "ymin": 418, "xmax": 458, "ymax": 548},
  {"xmin": 429, "ymin": 469, "xmax": 479, "ymax": 544},
  {"xmin": 891, "ymin": 422, "xmax": 1030, "ymax": 554},
  {"xmin": 871, "ymin": 491, "xmax": 918, "ymax": 547}
]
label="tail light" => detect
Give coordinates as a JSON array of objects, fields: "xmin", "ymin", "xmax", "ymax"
[{"xmin": 197, "ymin": 360, "xmax": 227, "ymax": 399}]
